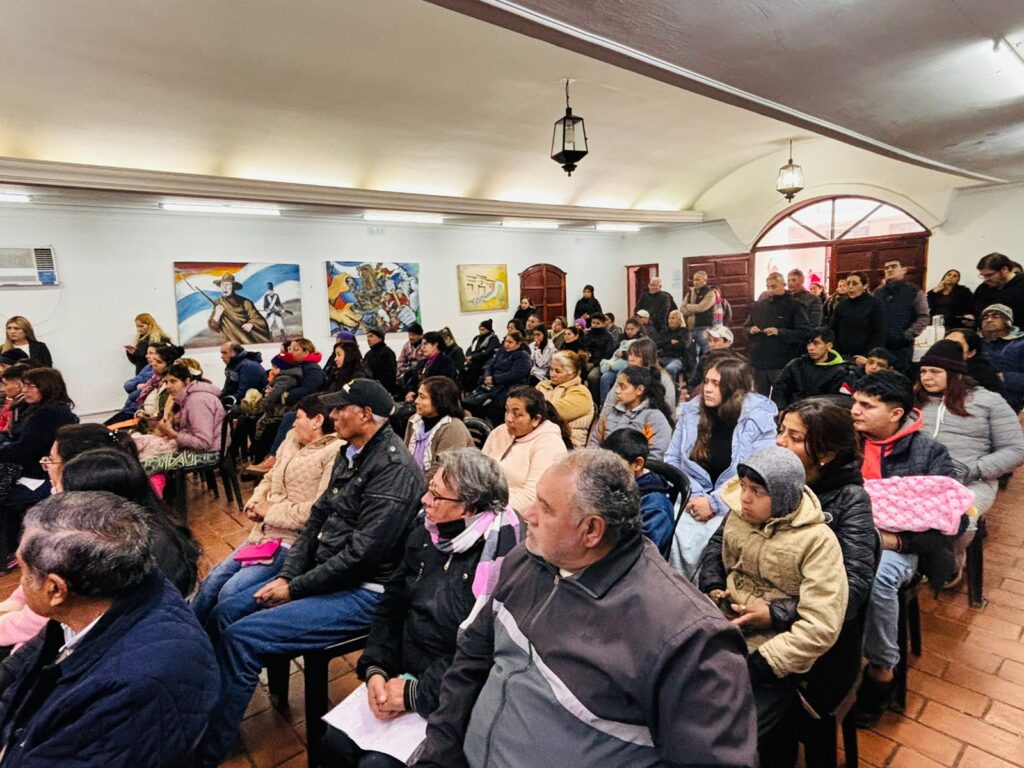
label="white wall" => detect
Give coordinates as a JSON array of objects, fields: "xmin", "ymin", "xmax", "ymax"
[{"xmin": 0, "ymin": 206, "xmax": 629, "ymax": 415}]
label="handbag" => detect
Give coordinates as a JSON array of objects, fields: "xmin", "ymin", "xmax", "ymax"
[{"xmin": 234, "ymin": 540, "xmax": 281, "ymax": 562}]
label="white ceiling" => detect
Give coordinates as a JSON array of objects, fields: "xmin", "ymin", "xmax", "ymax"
[{"xmin": 0, "ymin": 0, "xmax": 825, "ymax": 213}]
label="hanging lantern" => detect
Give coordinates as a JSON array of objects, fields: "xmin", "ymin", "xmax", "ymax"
[
  {"xmin": 776, "ymin": 140, "xmax": 804, "ymax": 202},
  {"xmin": 551, "ymin": 80, "xmax": 588, "ymax": 176}
]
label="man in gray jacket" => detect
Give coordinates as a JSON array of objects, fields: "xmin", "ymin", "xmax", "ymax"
[{"xmin": 414, "ymin": 449, "xmax": 757, "ymax": 768}]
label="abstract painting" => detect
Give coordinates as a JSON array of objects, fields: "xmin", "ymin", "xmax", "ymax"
[
  {"xmin": 457, "ymin": 264, "xmax": 509, "ymax": 313},
  {"xmin": 174, "ymin": 262, "xmax": 303, "ymax": 348},
  {"xmin": 326, "ymin": 261, "xmax": 420, "ymax": 334}
]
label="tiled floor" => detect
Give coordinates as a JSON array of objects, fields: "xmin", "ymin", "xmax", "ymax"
[{"xmin": 5, "ymin": 473, "xmax": 1022, "ymax": 768}]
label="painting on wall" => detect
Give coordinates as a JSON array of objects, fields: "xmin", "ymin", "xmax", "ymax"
[
  {"xmin": 326, "ymin": 261, "xmax": 420, "ymax": 334},
  {"xmin": 456, "ymin": 264, "xmax": 509, "ymax": 313},
  {"xmin": 174, "ymin": 261, "xmax": 303, "ymax": 348}
]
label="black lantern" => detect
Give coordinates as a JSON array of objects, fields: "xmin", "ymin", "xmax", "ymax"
[
  {"xmin": 776, "ymin": 140, "xmax": 805, "ymax": 202},
  {"xmin": 551, "ymin": 80, "xmax": 588, "ymax": 176}
]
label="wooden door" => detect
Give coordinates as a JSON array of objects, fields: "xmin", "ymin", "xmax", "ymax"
[
  {"xmin": 684, "ymin": 253, "xmax": 754, "ymax": 351},
  {"xmin": 519, "ymin": 264, "xmax": 566, "ymax": 326},
  {"xmin": 626, "ymin": 263, "xmax": 659, "ymax": 315},
  {"xmin": 831, "ymin": 236, "xmax": 928, "ymax": 293}
]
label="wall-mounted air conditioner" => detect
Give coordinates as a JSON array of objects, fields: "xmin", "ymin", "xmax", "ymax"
[{"xmin": 0, "ymin": 247, "xmax": 59, "ymax": 287}]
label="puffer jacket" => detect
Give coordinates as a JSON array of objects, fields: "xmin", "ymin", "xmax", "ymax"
[
  {"xmin": 414, "ymin": 533, "xmax": 757, "ymax": 768},
  {"xmin": 173, "ymin": 380, "xmax": 226, "ymax": 452},
  {"xmin": 702, "ymin": 479, "xmax": 848, "ymax": 679},
  {"xmin": 771, "ymin": 349, "xmax": 857, "ymax": 408},
  {"xmin": 222, "ymin": 350, "xmax": 268, "ymax": 402},
  {"xmin": 703, "ymin": 458, "xmax": 877, "ymax": 628},
  {"xmin": 982, "ymin": 332, "xmax": 1024, "ymax": 411},
  {"xmin": 536, "ymin": 376, "xmax": 593, "ymax": 447},
  {"xmin": 246, "ymin": 431, "xmax": 342, "ymax": 546},
  {"xmin": 283, "ymin": 354, "xmax": 327, "ymax": 405},
  {"xmin": 483, "ymin": 347, "xmax": 531, "ymax": 387},
  {"xmin": 277, "ymin": 425, "xmax": 425, "ymax": 599},
  {"xmin": 588, "ymin": 400, "xmax": 672, "ymax": 460},
  {"xmin": 919, "ymin": 387, "xmax": 1024, "ymax": 514}
]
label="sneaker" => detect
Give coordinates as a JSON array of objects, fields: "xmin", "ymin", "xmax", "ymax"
[
  {"xmin": 853, "ymin": 674, "xmax": 894, "ymax": 728},
  {"xmin": 245, "ymin": 456, "xmax": 276, "ymax": 475}
]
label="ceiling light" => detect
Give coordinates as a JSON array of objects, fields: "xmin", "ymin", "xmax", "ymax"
[
  {"xmin": 776, "ymin": 140, "xmax": 805, "ymax": 203},
  {"xmin": 161, "ymin": 203, "xmax": 280, "ymax": 216},
  {"xmin": 502, "ymin": 219, "xmax": 559, "ymax": 230},
  {"xmin": 595, "ymin": 223, "xmax": 641, "ymax": 233},
  {"xmin": 551, "ymin": 79, "xmax": 588, "ymax": 177},
  {"xmin": 0, "ymin": 193, "xmax": 31, "ymax": 204},
  {"xmin": 362, "ymin": 211, "xmax": 444, "ymax": 224}
]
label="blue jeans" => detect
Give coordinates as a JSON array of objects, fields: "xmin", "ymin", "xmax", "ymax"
[
  {"xmin": 864, "ymin": 550, "xmax": 918, "ymax": 669},
  {"xmin": 661, "ymin": 357, "xmax": 685, "ymax": 379},
  {"xmin": 200, "ymin": 581, "xmax": 382, "ymax": 767},
  {"xmin": 269, "ymin": 411, "xmax": 298, "ymax": 456},
  {"xmin": 191, "ymin": 543, "xmax": 288, "ymax": 629}
]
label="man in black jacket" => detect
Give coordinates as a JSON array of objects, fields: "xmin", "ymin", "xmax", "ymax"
[
  {"xmin": 200, "ymin": 381, "xmax": 425, "ymax": 767},
  {"xmin": 745, "ymin": 272, "xmax": 810, "ymax": 395},
  {"xmin": 771, "ymin": 327, "xmax": 857, "ymax": 408},
  {"xmin": 363, "ymin": 325, "xmax": 398, "ymax": 395},
  {"xmin": 634, "ymin": 277, "xmax": 677, "ymax": 332},
  {"xmin": 583, "ymin": 314, "xmax": 618, "ymax": 400},
  {"xmin": 414, "ymin": 449, "xmax": 757, "ymax": 768},
  {"xmin": 786, "ymin": 268, "xmax": 823, "ymax": 327},
  {"xmin": 872, "ymin": 258, "xmax": 929, "ymax": 372},
  {"xmin": 972, "ymin": 252, "xmax": 1024, "ymax": 327},
  {"xmin": 830, "ymin": 271, "xmax": 887, "ymax": 362}
]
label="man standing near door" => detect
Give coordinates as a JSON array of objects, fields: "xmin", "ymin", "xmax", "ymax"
[
  {"xmin": 745, "ymin": 272, "xmax": 810, "ymax": 395},
  {"xmin": 786, "ymin": 269, "xmax": 823, "ymax": 327},
  {"xmin": 682, "ymin": 270, "xmax": 718, "ymax": 359},
  {"xmin": 634, "ymin": 277, "xmax": 677, "ymax": 333},
  {"xmin": 872, "ymin": 258, "xmax": 929, "ymax": 373}
]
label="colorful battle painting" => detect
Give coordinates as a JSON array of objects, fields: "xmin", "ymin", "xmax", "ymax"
[
  {"xmin": 326, "ymin": 261, "xmax": 421, "ymax": 334},
  {"xmin": 174, "ymin": 262, "xmax": 303, "ymax": 348},
  {"xmin": 456, "ymin": 264, "xmax": 509, "ymax": 313}
]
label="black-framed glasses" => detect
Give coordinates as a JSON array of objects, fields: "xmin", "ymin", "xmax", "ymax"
[{"xmin": 425, "ymin": 485, "xmax": 461, "ymax": 504}]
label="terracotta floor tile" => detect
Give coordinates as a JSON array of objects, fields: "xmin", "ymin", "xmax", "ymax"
[
  {"xmin": 906, "ymin": 669, "xmax": 990, "ymax": 717},
  {"xmin": 855, "ymin": 728, "xmax": 898, "ymax": 766},
  {"xmin": 1000, "ymin": 578, "xmax": 1024, "ymax": 596},
  {"xmin": 236, "ymin": 708, "xmax": 305, "ymax": 768},
  {"xmin": 959, "ymin": 745, "xmax": 1024, "ymax": 768},
  {"xmin": 871, "ymin": 714, "xmax": 963, "ymax": 765},
  {"xmin": 984, "ymin": 701, "xmax": 1024, "ymax": 738},
  {"xmin": 917, "ymin": 701, "xmax": 1024, "ymax": 766},
  {"xmin": 944, "ymin": 665, "xmax": 1024, "ymax": 711},
  {"xmin": 887, "ymin": 745, "xmax": 951, "ymax": 768}
]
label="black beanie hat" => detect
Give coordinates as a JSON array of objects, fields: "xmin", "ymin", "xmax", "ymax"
[
  {"xmin": 920, "ymin": 340, "xmax": 968, "ymax": 374},
  {"xmin": 480, "ymin": 319, "xmax": 493, "ymax": 332}
]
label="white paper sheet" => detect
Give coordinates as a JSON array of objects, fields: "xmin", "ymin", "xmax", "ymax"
[
  {"xmin": 322, "ymin": 683, "xmax": 428, "ymax": 762},
  {"xmin": 16, "ymin": 477, "xmax": 45, "ymax": 491}
]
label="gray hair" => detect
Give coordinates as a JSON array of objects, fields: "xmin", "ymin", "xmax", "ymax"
[
  {"xmin": 767, "ymin": 271, "xmax": 785, "ymax": 283},
  {"xmin": 556, "ymin": 449, "xmax": 641, "ymax": 542},
  {"xmin": 436, "ymin": 447, "xmax": 509, "ymax": 514},
  {"xmin": 371, "ymin": 413, "xmax": 390, "ymax": 427},
  {"xmin": 19, "ymin": 491, "xmax": 156, "ymax": 599}
]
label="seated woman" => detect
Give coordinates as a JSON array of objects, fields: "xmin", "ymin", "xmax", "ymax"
[
  {"xmin": 133, "ymin": 362, "xmax": 226, "ymax": 473},
  {"xmin": 2, "ymin": 316, "xmax": 52, "ymax": 367},
  {"xmin": 0, "ymin": 365, "xmax": 26, "ymax": 436},
  {"xmin": 192, "ymin": 395, "xmax": 342, "ymax": 628},
  {"xmin": 402, "ymin": 332, "xmax": 459, "ymax": 402},
  {"xmin": 405, "ymin": 377, "xmax": 474, "ymax": 473},
  {"xmin": 320, "ymin": 448, "xmax": 522, "ymax": 768},
  {"xmin": 666, "ymin": 357, "xmax": 777, "ymax": 578},
  {"xmin": 656, "ymin": 310, "xmax": 695, "ymax": 384},
  {"xmin": 916, "ymin": 339, "xmax": 1024, "ymax": 579},
  {"xmin": 131, "ymin": 343, "xmax": 185, "ymax": 422},
  {"xmin": 467, "ymin": 331, "xmax": 532, "ymax": 425},
  {"xmin": 599, "ymin": 338, "xmax": 677, "ymax": 415},
  {"xmin": 327, "ymin": 337, "xmax": 370, "ymax": 392},
  {"xmin": 550, "ymin": 316, "xmax": 568, "ymax": 350},
  {"xmin": 529, "ymin": 324, "xmax": 553, "ymax": 383},
  {"xmin": 560, "ymin": 323, "xmax": 585, "ymax": 355},
  {"xmin": 596, "ymin": 316, "xmax": 645, "ymax": 402},
  {"xmin": 945, "ymin": 327, "xmax": 1006, "ymax": 400},
  {"xmin": 698, "ymin": 447, "xmax": 847, "ymax": 746},
  {"xmin": 463, "ymin": 320, "xmax": 499, "ymax": 392},
  {"xmin": 482, "ymin": 386, "xmax": 571, "ymax": 512},
  {"xmin": 440, "ymin": 327, "xmax": 466, "ymax": 378},
  {"xmin": 535, "ymin": 351, "xmax": 594, "ymax": 447},
  {"xmin": 588, "ymin": 365, "xmax": 674, "ymax": 460},
  {"xmin": 124, "ymin": 313, "xmax": 172, "ymax": 373}
]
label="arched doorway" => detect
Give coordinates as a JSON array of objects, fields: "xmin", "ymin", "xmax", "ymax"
[
  {"xmin": 519, "ymin": 264, "xmax": 566, "ymax": 325},
  {"xmin": 753, "ymin": 196, "xmax": 930, "ymax": 293}
]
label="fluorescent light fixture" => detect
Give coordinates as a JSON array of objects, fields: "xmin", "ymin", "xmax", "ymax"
[
  {"xmin": 0, "ymin": 193, "xmax": 31, "ymax": 204},
  {"xmin": 501, "ymin": 219, "xmax": 559, "ymax": 229},
  {"xmin": 160, "ymin": 202, "xmax": 280, "ymax": 216},
  {"xmin": 363, "ymin": 211, "xmax": 444, "ymax": 224},
  {"xmin": 595, "ymin": 223, "xmax": 641, "ymax": 233}
]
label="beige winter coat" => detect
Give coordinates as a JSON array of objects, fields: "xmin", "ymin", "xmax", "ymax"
[
  {"xmin": 536, "ymin": 376, "xmax": 594, "ymax": 447},
  {"xmin": 719, "ymin": 477, "xmax": 848, "ymax": 678},
  {"xmin": 246, "ymin": 431, "xmax": 343, "ymax": 546}
]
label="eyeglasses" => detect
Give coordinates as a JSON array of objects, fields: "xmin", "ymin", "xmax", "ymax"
[
  {"xmin": 425, "ymin": 485, "xmax": 461, "ymax": 504},
  {"xmin": 39, "ymin": 457, "xmax": 61, "ymax": 468}
]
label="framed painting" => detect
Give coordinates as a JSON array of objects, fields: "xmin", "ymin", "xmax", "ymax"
[
  {"xmin": 326, "ymin": 261, "xmax": 420, "ymax": 333},
  {"xmin": 457, "ymin": 264, "xmax": 509, "ymax": 312}
]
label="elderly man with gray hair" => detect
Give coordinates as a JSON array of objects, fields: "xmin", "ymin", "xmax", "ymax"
[
  {"xmin": 414, "ymin": 449, "xmax": 757, "ymax": 768},
  {"xmin": 0, "ymin": 491, "xmax": 218, "ymax": 767}
]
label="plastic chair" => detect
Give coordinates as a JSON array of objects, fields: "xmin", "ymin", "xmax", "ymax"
[
  {"xmin": 464, "ymin": 416, "xmax": 492, "ymax": 449},
  {"xmin": 167, "ymin": 416, "xmax": 243, "ymax": 522},
  {"xmin": 266, "ymin": 633, "xmax": 369, "ymax": 768}
]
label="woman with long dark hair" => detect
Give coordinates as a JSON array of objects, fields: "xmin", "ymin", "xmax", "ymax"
[
  {"xmin": 666, "ymin": 357, "xmax": 777, "ymax": 576},
  {"xmin": 927, "ymin": 269, "xmax": 973, "ymax": 329},
  {"xmin": 405, "ymin": 376, "xmax": 474, "ymax": 472},
  {"xmin": 588, "ymin": 365, "xmax": 674, "ymax": 459},
  {"xmin": 327, "ymin": 338, "xmax": 369, "ymax": 391},
  {"xmin": 599, "ymin": 337, "xmax": 677, "ymax": 415}
]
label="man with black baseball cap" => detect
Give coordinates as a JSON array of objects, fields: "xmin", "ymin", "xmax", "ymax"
[{"xmin": 201, "ymin": 382, "xmax": 425, "ymax": 766}]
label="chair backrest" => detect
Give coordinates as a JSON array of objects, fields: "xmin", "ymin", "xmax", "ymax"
[
  {"xmin": 216, "ymin": 409, "xmax": 233, "ymax": 465},
  {"xmin": 464, "ymin": 416, "xmax": 492, "ymax": 449},
  {"xmin": 645, "ymin": 459, "xmax": 691, "ymax": 507}
]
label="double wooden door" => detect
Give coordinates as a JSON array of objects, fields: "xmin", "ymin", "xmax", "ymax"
[
  {"xmin": 519, "ymin": 264, "xmax": 566, "ymax": 325},
  {"xmin": 831, "ymin": 236, "xmax": 928, "ymax": 292},
  {"xmin": 683, "ymin": 253, "xmax": 754, "ymax": 351}
]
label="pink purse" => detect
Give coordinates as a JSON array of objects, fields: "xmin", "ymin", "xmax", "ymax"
[{"xmin": 233, "ymin": 540, "xmax": 281, "ymax": 563}]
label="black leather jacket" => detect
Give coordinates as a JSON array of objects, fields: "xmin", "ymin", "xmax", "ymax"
[{"xmin": 279, "ymin": 425, "xmax": 425, "ymax": 599}]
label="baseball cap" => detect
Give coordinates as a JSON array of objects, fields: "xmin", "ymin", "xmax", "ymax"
[
  {"xmin": 320, "ymin": 379, "xmax": 395, "ymax": 416},
  {"xmin": 706, "ymin": 325, "xmax": 734, "ymax": 343},
  {"xmin": 982, "ymin": 304, "xmax": 1014, "ymax": 323},
  {"xmin": 635, "ymin": 309, "xmax": 650, "ymax": 318}
]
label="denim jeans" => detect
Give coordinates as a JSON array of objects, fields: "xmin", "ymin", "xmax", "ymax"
[
  {"xmin": 191, "ymin": 543, "xmax": 288, "ymax": 629},
  {"xmin": 598, "ymin": 368, "xmax": 624, "ymax": 404},
  {"xmin": 661, "ymin": 357, "xmax": 685, "ymax": 380},
  {"xmin": 864, "ymin": 549, "xmax": 918, "ymax": 669},
  {"xmin": 200, "ymin": 583, "xmax": 382, "ymax": 767}
]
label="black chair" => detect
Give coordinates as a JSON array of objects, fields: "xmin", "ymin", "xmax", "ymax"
[
  {"xmin": 266, "ymin": 634, "xmax": 369, "ymax": 768},
  {"xmin": 464, "ymin": 416, "xmax": 492, "ymax": 449},
  {"xmin": 644, "ymin": 459, "xmax": 691, "ymax": 530},
  {"xmin": 966, "ymin": 516, "xmax": 987, "ymax": 608},
  {"xmin": 166, "ymin": 415, "xmax": 243, "ymax": 522},
  {"xmin": 893, "ymin": 574, "xmax": 922, "ymax": 712}
]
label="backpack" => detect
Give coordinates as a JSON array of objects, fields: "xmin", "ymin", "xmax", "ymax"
[{"xmin": 713, "ymin": 289, "xmax": 733, "ymax": 326}]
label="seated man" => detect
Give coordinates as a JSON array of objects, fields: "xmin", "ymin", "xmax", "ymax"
[
  {"xmin": 979, "ymin": 303, "xmax": 1024, "ymax": 411},
  {"xmin": 849, "ymin": 370, "xmax": 957, "ymax": 726},
  {"xmin": 219, "ymin": 341, "xmax": 268, "ymax": 406},
  {"xmin": 200, "ymin": 379, "xmax": 426, "ymax": 767},
  {"xmin": 699, "ymin": 447, "xmax": 847, "ymax": 749},
  {"xmin": 601, "ymin": 428, "xmax": 674, "ymax": 557},
  {"xmin": 0, "ymin": 491, "xmax": 218, "ymax": 766},
  {"xmin": 413, "ymin": 449, "xmax": 757, "ymax": 768},
  {"xmin": 771, "ymin": 326, "xmax": 857, "ymax": 408},
  {"xmin": 860, "ymin": 346, "xmax": 895, "ymax": 377}
]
